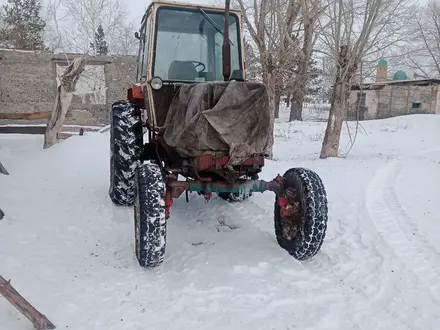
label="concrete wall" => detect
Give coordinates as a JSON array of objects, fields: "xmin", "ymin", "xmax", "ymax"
[
  {"xmin": 436, "ymin": 89, "xmax": 440, "ymax": 115},
  {"xmin": 0, "ymin": 49, "xmax": 137, "ymax": 126},
  {"xmin": 349, "ymin": 84, "xmax": 439, "ymax": 120},
  {"xmin": 347, "ymin": 90, "xmax": 379, "ymax": 120}
]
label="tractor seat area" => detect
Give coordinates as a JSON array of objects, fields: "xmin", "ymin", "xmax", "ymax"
[
  {"xmin": 167, "ymin": 60, "xmax": 244, "ymax": 82},
  {"xmin": 168, "ymin": 60, "xmax": 198, "ymax": 81}
]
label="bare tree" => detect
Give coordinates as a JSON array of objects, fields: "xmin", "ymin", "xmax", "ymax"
[
  {"xmin": 288, "ymin": 0, "xmax": 323, "ymax": 121},
  {"xmin": 109, "ymin": 20, "xmax": 139, "ymax": 56},
  {"xmin": 318, "ymin": 0, "xmax": 416, "ymax": 159},
  {"xmin": 404, "ymin": 0, "xmax": 440, "ymax": 78},
  {"xmin": 44, "ymin": 56, "xmax": 87, "ymax": 148},
  {"xmin": 236, "ymin": 0, "xmax": 305, "ymax": 156},
  {"xmin": 243, "ymin": 36, "xmax": 262, "ymax": 82},
  {"xmin": 42, "ymin": 0, "xmax": 64, "ymax": 52},
  {"xmin": 0, "ymin": 11, "xmax": 8, "ymax": 47},
  {"xmin": 44, "ymin": 0, "xmax": 129, "ymax": 55}
]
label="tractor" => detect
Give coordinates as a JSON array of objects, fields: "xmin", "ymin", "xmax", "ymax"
[{"xmin": 108, "ymin": 0, "xmax": 329, "ymax": 267}]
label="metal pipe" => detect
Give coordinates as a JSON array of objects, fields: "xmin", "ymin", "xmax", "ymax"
[
  {"xmin": 222, "ymin": 0, "xmax": 231, "ymax": 81},
  {"xmin": 186, "ymin": 180, "xmax": 282, "ymax": 195}
]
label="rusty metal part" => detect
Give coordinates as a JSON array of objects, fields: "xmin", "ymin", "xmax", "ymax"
[
  {"xmin": 164, "ymin": 189, "xmax": 173, "ymax": 219},
  {"xmin": 194, "ymin": 154, "xmax": 264, "ymax": 172},
  {"xmin": 277, "ymin": 181, "xmax": 304, "ymax": 242}
]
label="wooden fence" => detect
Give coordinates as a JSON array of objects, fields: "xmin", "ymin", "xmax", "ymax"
[{"xmin": 0, "ymin": 111, "xmax": 102, "ymax": 137}]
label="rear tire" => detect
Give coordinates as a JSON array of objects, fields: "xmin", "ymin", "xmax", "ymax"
[
  {"xmin": 134, "ymin": 161, "xmax": 167, "ymax": 267},
  {"xmin": 109, "ymin": 100, "xmax": 143, "ymax": 206},
  {"xmin": 274, "ymin": 168, "xmax": 328, "ymax": 261}
]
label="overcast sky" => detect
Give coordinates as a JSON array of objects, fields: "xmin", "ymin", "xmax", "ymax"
[
  {"xmin": 126, "ymin": 0, "xmax": 215, "ymax": 21},
  {"xmin": 0, "ymin": 0, "xmax": 428, "ymax": 22},
  {"xmin": 0, "ymin": 0, "xmax": 216, "ymax": 23}
]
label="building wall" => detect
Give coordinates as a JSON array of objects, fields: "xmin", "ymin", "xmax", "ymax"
[
  {"xmin": 349, "ymin": 84, "xmax": 439, "ymax": 120},
  {"xmin": 365, "ymin": 90, "xmax": 379, "ymax": 119},
  {"xmin": 347, "ymin": 90, "xmax": 379, "ymax": 120},
  {"xmin": 436, "ymin": 89, "xmax": 440, "ymax": 115},
  {"xmin": 0, "ymin": 50, "xmax": 137, "ymax": 126}
]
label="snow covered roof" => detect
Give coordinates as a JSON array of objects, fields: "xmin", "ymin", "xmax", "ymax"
[{"xmin": 352, "ymin": 78, "xmax": 440, "ymax": 90}]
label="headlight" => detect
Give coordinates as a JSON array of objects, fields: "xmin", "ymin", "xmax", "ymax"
[{"xmin": 150, "ymin": 76, "xmax": 163, "ymax": 90}]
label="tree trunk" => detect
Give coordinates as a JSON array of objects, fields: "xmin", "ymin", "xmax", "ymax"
[
  {"xmin": 319, "ymin": 80, "xmax": 346, "ymax": 158},
  {"xmin": 289, "ymin": 59, "xmax": 308, "ymax": 122},
  {"xmin": 264, "ymin": 71, "xmax": 276, "ymax": 159},
  {"xmin": 286, "ymin": 91, "xmax": 291, "ymax": 107},
  {"xmin": 43, "ymin": 56, "xmax": 87, "ymax": 149},
  {"xmin": 289, "ymin": 19, "xmax": 314, "ymax": 122},
  {"xmin": 289, "ymin": 89, "xmax": 304, "ymax": 121},
  {"xmin": 320, "ymin": 46, "xmax": 353, "ymax": 159},
  {"xmin": 274, "ymin": 89, "xmax": 281, "ymax": 119},
  {"xmin": 266, "ymin": 82, "xmax": 275, "ymax": 159}
]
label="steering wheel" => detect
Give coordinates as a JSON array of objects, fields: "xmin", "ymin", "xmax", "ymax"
[{"xmin": 191, "ymin": 61, "xmax": 206, "ymax": 72}]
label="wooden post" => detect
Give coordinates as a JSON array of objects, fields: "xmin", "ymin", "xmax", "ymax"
[
  {"xmin": 0, "ymin": 160, "xmax": 8, "ymax": 175},
  {"xmin": 0, "ymin": 160, "xmax": 7, "ymax": 220},
  {"xmin": 0, "ymin": 112, "xmax": 73, "ymax": 120},
  {"xmin": 0, "ymin": 276, "xmax": 55, "ymax": 329},
  {"xmin": 43, "ymin": 56, "xmax": 87, "ymax": 149}
]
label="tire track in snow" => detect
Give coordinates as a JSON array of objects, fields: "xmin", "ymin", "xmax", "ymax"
[
  {"xmin": 176, "ymin": 186, "xmax": 405, "ymax": 328},
  {"xmin": 386, "ymin": 162, "xmax": 440, "ymax": 271},
  {"xmin": 366, "ymin": 159, "xmax": 440, "ymax": 303},
  {"xmin": 226, "ymin": 194, "xmax": 405, "ymax": 330},
  {"xmin": 166, "ymin": 198, "xmax": 334, "ymax": 329}
]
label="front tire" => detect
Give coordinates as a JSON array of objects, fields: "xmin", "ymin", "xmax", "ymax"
[
  {"xmin": 109, "ymin": 100, "xmax": 143, "ymax": 206},
  {"xmin": 134, "ymin": 162, "xmax": 167, "ymax": 267},
  {"xmin": 274, "ymin": 168, "xmax": 328, "ymax": 261}
]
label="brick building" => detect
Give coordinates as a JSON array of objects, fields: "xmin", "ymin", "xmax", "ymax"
[
  {"xmin": 0, "ymin": 49, "xmax": 137, "ymax": 126},
  {"xmin": 348, "ymin": 59, "xmax": 440, "ymax": 120}
]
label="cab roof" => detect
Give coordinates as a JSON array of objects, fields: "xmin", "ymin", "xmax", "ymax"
[{"xmin": 145, "ymin": 0, "xmax": 242, "ymax": 15}]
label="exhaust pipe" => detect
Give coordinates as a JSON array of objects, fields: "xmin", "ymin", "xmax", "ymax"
[{"xmin": 222, "ymin": 0, "xmax": 231, "ymax": 81}]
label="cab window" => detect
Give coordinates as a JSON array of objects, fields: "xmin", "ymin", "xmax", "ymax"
[{"xmin": 153, "ymin": 7, "xmax": 242, "ymax": 82}]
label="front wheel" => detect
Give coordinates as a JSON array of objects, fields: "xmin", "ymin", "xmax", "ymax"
[
  {"xmin": 134, "ymin": 161, "xmax": 167, "ymax": 267},
  {"xmin": 274, "ymin": 168, "xmax": 328, "ymax": 261}
]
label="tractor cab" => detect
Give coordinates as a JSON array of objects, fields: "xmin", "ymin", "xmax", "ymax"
[{"xmin": 131, "ymin": 0, "xmax": 245, "ymax": 128}]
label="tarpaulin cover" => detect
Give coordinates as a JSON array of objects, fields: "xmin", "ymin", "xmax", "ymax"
[{"xmin": 162, "ymin": 81, "xmax": 272, "ymax": 165}]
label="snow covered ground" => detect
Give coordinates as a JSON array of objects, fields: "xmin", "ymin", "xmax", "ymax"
[{"xmin": 1, "ymin": 112, "xmax": 440, "ymax": 330}]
